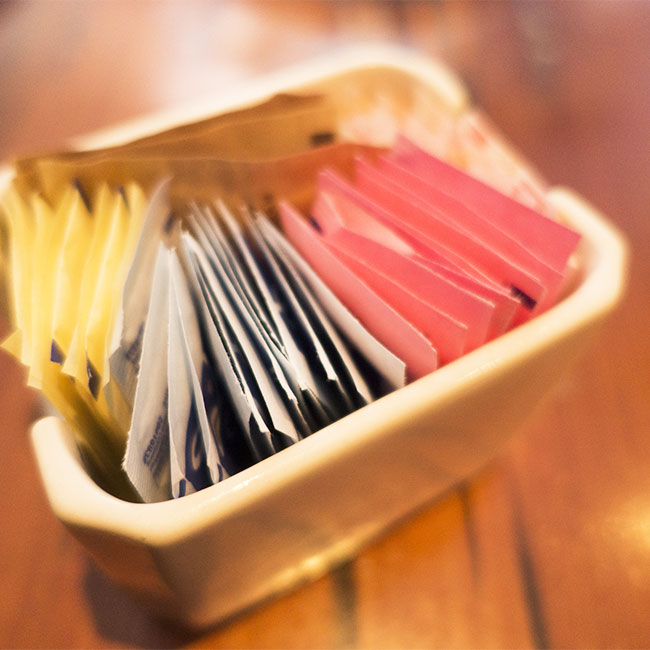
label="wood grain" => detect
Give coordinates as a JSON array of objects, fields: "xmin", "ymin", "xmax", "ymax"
[{"xmin": 1, "ymin": 1, "xmax": 649, "ymax": 647}]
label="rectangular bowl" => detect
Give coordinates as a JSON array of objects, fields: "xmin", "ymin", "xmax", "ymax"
[{"xmin": 26, "ymin": 46, "xmax": 627, "ymax": 629}]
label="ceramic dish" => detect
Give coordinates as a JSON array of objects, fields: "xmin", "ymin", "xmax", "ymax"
[{"xmin": 23, "ymin": 46, "xmax": 627, "ymax": 628}]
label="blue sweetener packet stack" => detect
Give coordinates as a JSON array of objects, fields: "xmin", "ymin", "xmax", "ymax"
[{"xmin": 123, "ymin": 200, "xmax": 406, "ymax": 502}]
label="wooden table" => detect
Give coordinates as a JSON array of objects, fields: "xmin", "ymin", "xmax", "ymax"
[{"xmin": 1, "ymin": 2, "xmax": 649, "ymax": 647}]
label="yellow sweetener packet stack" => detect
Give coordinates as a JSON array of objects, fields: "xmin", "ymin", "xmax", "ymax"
[{"xmin": 0, "ymin": 177, "xmax": 157, "ymax": 499}]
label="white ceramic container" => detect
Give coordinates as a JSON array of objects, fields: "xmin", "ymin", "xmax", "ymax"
[{"xmin": 26, "ymin": 46, "xmax": 627, "ymax": 629}]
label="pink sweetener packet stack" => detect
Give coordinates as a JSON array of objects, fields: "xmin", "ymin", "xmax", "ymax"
[{"xmin": 280, "ymin": 136, "xmax": 581, "ymax": 382}]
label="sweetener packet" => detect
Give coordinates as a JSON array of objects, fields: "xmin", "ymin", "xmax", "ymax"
[
  {"xmin": 255, "ymin": 215, "xmax": 375, "ymax": 408},
  {"xmin": 312, "ymin": 190, "xmax": 494, "ymax": 353},
  {"xmin": 83, "ymin": 187, "xmax": 129, "ymax": 396},
  {"xmin": 215, "ymin": 204, "xmax": 333, "ymax": 428},
  {"xmin": 353, "ymin": 157, "xmax": 547, "ymax": 312},
  {"xmin": 390, "ymin": 135, "xmax": 581, "ymax": 275},
  {"xmin": 170, "ymin": 248, "xmax": 235, "ymax": 490},
  {"xmin": 63, "ymin": 185, "xmax": 125, "ymax": 392},
  {"xmin": 190, "ymin": 254, "xmax": 277, "ymax": 463},
  {"xmin": 212, "ymin": 201, "xmax": 284, "ymax": 352},
  {"xmin": 123, "ymin": 245, "xmax": 172, "ymax": 503},
  {"xmin": 280, "ymin": 200, "xmax": 438, "ymax": 381},
  {"xmin": 254, "ymin": 215, "xmax": 406, "ymax": 395},
  {"xmin": 323, "ymin": 238, "xmax": 467, "ymax": 365},
  {"xmin": 373, "ymin": 155, "xmax": 565, "ymax": 309},
  {"xmin": 49, "ymin": 186, "xmax": 93, "ymax": 366},
  {"xmin": 175, "ymin": 234, "xmax": 259, "ymax": 473},
  {"xmin": 316, "ymin": 168, "xmax": 518, "ymax": 338},
  {"xmin": 106, "ymin": 179, "xmax": 173, "ymax": 426},
  {"xmin": 0, "ymin": 183, "xmax": 36, "ymax": 366},
  {"xmin": 27, "ymin": 194, "xmax": 56, "ymax": 389},
  {"xmin": 168, "ymin": 251, "xmax": 213, "ymax": 499},
  {"xmin": 186, "ymin": 206, "xmax": 313, "ymax": 436},
  {"xmin": 247, "ymin": 216, "xmax": 357, "ymax": 420},
  {"xmin": 184, "ymin": 233, "xmax": 302, "ymax": 455}
]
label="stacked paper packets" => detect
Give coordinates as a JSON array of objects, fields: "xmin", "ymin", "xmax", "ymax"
[
  {"xmin": 0, "ymin": 181, "xmax": 155, "ymax": 496},
  {"xmin": 281, "ymin": 136, "xmax": 581, "ymax": 379},
  {"xmin": 0, "ymin": 173, "xmax": 406, "ymax": 501},
  {"xmin": 0, "ymin": 134, "xmax": 581, "ymax": 502},
  {"xmin": 125, "ymin": 202, "xmax": 405, "ymax": 501}
]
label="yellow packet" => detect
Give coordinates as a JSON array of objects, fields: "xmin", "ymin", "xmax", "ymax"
[
  {"xmin": 0, "ymin": 183, "xmax": 35, "ymax": 366},
  {"xmin": 85, "ymin": 188, "xmax": 130, "ymax": 394},
  {"xmin": 27, "ymin": 194, "xmax": 61, "ymax": 388},
  {"xmin": 62, "ymin": 183, "xmax": 116, "ymax": 386},
  {"xmin": 0, "ymin": 212, "xmax": 10, "ymax": 326},
  {"xmin": 39, "ymin": 361, "xmax": 134, "ymax": 499},
  {"xmin": 51, "ymin": 186, "xmax": 93, "ymax": 362}
]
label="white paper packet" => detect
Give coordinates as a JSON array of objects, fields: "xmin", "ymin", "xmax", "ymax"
[
  {"xmin": 122, "ymin": 245, "xmax": 172, "ymax": 503},
  {"xmin": 183, "ymin": 233, "xmax": 302, "ymax": 451}
]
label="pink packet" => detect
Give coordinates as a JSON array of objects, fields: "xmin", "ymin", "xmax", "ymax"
[
  {"xmin": 317, "ymin": 168, "xmax": 518, "ymax": 337},
  {"xmin": 354, "ymin": 157, "xmax": 546, "ymax": 311},
  {"xmin": 313, "ymin": 191, "xmax": 493, "ymax": 351},
  {"xmin": 324, "ymin": 239, "xmax": 466, "ymax": 364},
  {"xmin": 390, "ymin": 135, "xmax": 581, "ymax": 273},
  {"xmin": 413, "ymin": 255, "xmax": 517, "ymax": 337},
  {"xmin": 279, "ymin": 200, "xmax": 438, "ymax": 380},
  {"xmin": 318, "ymin": 167, "xmax": 488, "ymax": 282},
  {"xmin": 375, "ymin": 155, "xmax": 565, "ymax": 310}
]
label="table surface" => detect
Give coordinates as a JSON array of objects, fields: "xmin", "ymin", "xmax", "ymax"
[{"xmin": 1, "ymin": 2, "xmax": 649, "ymax": 648}]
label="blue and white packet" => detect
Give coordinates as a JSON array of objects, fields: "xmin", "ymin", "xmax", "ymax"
[
  {"xmin": 183, "ymin": 233, "xmax": 302, "ymax": 456},
  {"xmin": 172, "ymin": 248, "xmax": 241, "ymax": 485},
  {"xmin": 106, "ymin": 179, "xmax": 173, "ymax": 428},
  {"xmin": 185, "ymin": 208, "xmax": 312, "ymax": 437},
  {"xmin": 254, "ymin": 213, "xmax": 407, "ymax": 395},
  {"xmin": 215, "ymin": 202, "xmax": 334, "ymax": 428},
  {"xmin": 255, "ymin": 215, "xmax": 375, "ymax": 408},
  {"xmin": 246, "ymin": 213, "xmax": 356, "ymax": 420},
  {"xmin": 197, "ymin": 202, "xmax": 284, "ymax": 353},
  {"xmin": 122, "ymin": 244, "xmax": 172, "ymax": 502},
  {"xmin": 185, "ymin": 250, "xmax": 275, "ymax": 460},
  {"xmin": 167, "ymin": 250, "xmax": 215, "ymax": 498}
]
